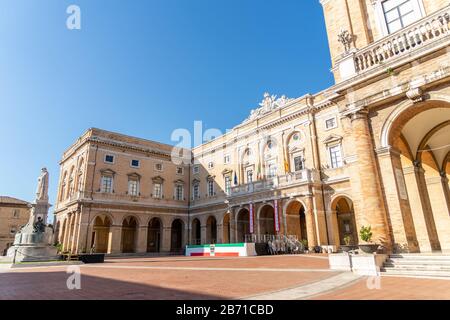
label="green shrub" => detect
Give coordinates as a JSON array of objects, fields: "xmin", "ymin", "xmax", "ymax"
[{"xmin": 359, "ymin": 226, "xmax": 373, "ymax": 243}]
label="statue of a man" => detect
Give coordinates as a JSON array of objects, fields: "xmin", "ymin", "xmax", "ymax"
[{"xmin": 36, "ymin": 168, "xmax": 49, "ymax": 201}]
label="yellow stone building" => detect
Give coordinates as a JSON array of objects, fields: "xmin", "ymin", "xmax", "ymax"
[
  {"xmin": 0, "ymin": 196, "xmax": 30, "ymax": 256},
  {"xmin": 55, "ymin": 0, "xmax": 450, "ymax": 255}
]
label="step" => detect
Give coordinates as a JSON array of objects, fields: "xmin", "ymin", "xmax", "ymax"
[
  {"xmin": 381, "ymin": 268, "xmax": 450, "ymax": 278},
  {"xmin": 383, "ymin": 264, "xmax": 450, "ymax": 272},
  {"xmin": 386, "ymin": 259, "xmax": 450, "ymax": 266},
  {"xmin": 389, "ymin": 254, "xmax": 450, "ymax": 261}
]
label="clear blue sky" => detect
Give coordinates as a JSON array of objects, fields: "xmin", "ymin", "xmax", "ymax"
[{"xmin": 0, "ymin": 0, "xmax": 333, "ymax": 213}]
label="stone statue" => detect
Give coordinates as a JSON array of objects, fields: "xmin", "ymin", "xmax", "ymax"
[
  {"xmin": 7, "ymin": 167, "xmax": 58, "ymax": 262},
  {"xmin": 36, "ymin": 168, "xmax": 49, "ymax": 201},
  {"xmin": 337, "ymin": 28, "xmax": 353, "ymax": 53}
]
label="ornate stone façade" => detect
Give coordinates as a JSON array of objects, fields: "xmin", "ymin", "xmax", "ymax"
[{"xmin": 55, "ymin": 0, "xmax": 450, "ymax": 255}]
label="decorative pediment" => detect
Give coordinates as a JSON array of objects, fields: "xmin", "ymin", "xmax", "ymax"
[
  {"xmin": 127, "ymin": 172, "xmax": 141, "ymax": 179},
  {"xmin": 173, "ymin": 179, "xmax": 185, "ymax": 185},
  {"xmin": 206, "ymin": 175, "xmax": 216, "ymax": 182},
  {"xmin": 222, "ymin": 168, "xmax": 233, "ymax": 175},
  {"xmin": 100, "ymin": 169, "xmax": 116, "ymax": 176},
  {"xmin": 242, "ymin": 93, "xmax": 294, "ymax": 124},
  {"xmin": 192, "ymin": 178, "xmax": 200, "ymax": 185},
  {"xmin": 152, "ymin": 176, "xmax": 165, "ymax": 184},
  {"xmin": 323, "ymin": 134, "xmax": 343, "ymax": 145}
]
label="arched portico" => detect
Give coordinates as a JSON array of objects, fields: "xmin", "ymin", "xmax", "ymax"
[
  {"xmin": 92, "ymin": 215, "xmax": 112, "ymax": 253},
  {"xmin": 171, "ymin": 219, "xmax": 184, "ymax": 252},
  {"xmin": 206, "ymin": 216, "xmax": 217, "ymax": 244},
  {"xmin": 191, "ymin": 218, "xmax": 201, "ymax": 245},
  {"xmin": 379, "ymin": 98, "xmax": 450, "ymax": 252},
  {"xmin": 258, "ymin": 204, "xmax": 276, "ymax": 236}
]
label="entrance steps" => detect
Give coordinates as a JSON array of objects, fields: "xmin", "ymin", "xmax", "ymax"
[{"xmin": 381, "ymin": 254, "xmax": 450, "ymax": 278}]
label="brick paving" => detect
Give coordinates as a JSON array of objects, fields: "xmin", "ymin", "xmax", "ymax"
[{"xmin": 1, "ymin": 255, "xmax": 449, "ymax": 300}]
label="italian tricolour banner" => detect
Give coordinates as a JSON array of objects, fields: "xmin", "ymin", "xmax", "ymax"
[
  {"xmin": 249, "ymin": 203, "xmax": 254, "ymax": 234},
  {"xmin": 274, "ymin": 200, "xmax": 280, "ymax": 233}
]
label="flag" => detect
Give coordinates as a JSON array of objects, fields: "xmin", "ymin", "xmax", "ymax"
[
  {"xmin": 257, "ymin": 162, "xmax": 261, "ymax": 180},
  {"xmin": 284, "ymin": 154, "xmax": 290, "ymax": 173},
  {"xmin": 234, "ymin": 172, "xmax": 238, "ymax": 185}
]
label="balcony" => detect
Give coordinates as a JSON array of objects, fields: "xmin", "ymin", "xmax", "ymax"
[
  {"xmin": 230, "ymin": 169, "xmax": 319, "ymax": 197},
  {"xmin": 338, "ymin": 5, "xmax": 450, "ymax": 80}
]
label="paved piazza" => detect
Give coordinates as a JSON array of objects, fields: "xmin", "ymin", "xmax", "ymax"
[{"xmin": 1, "ymin": 255, "xmax": 450, "ymax": 300}]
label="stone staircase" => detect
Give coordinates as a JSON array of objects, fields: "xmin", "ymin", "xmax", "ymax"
[{"xmin": 381, "ymin": 254, "xmax": 450, "ymax": 278}]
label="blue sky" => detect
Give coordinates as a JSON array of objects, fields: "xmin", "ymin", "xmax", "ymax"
[{"xmin": 0, "ymin": 0, "xmax": 333, "ymax": 211}]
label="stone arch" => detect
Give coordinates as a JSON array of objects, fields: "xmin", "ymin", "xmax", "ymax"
[
  {"xmin": 147, "ymin": 217, "xmax": 163, "ymax": 253},
  {"xmin": 191, "ymin": 218, "xmax": 201, "ymax": 245},
  {"xmin": 121, "ymin": 216, "xmax": 138, "ymax": 253},
  {"xmin": 92, "ymin": 215, "xmax": 112, "ymax": 253},
  {"xmin": 258, "ymin": 204, "xmax": 276, "ymax": 236},
  {"xmin": 380, "ymin": 96, "xmax": 450, "ymax": 148},
  {"xmin": 206, "ymin": 216, "xmax": 217, "ymax": 244},
  {"xmin": 67, "ymin": 166, "xmax": 76, "ymax": 199},
  {"xmin": 380, "ymin": 97, "xmax": 450, "ymax": 252},
  {"xmin": 171, "ymin": 219, "xmax": 184, "ymax": 252},
  {"xmin": 330, "ymin": 195, "xmax": 358, "ymax": 246},
  {"xmin": 285, "ymin": 200, "xmax": 308, "ymax": 242},
  {"xmin": 60, "ymin": 171, "xmax": 68, "ymax": 201},
  {"xmin": 236, "ymin": 207, "xmax": 250, "ymax": 243}
]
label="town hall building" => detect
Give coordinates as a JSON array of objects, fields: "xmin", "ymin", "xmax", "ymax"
[{"xmin": 54, "ymin": 0, "xmax": 450, "ymax": 255}]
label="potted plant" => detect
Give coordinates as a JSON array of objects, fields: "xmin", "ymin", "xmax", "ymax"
[
  {"xmin": 358, "ymin": 225, "xmax": 379, "ymax": 254},
  {"xmin": 340, "ymin": 235, "xmax": 357, "ymax": 252},
  {"xmin": 300, "ymin": 239, "xmax": 308, "ymax": 253}
]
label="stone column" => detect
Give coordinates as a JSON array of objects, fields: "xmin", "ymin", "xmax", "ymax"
[
  {"xmin": 345, "ymin": 110, "xmax": 391, "ymax": 248},
  {"xmin": 161, "ymin": 226, "xmax": 172, "ymax": 252},
  {"xmin": 330, "ymin": 210, "xmax": 340, "ymax": 247},
  {"xmin": 425, "ymin": 172, "xmax": 450, "ymax": 252},
  {"xmin": 136, "ymin": 226, "xmax": 148, "ymax": 254},
  {"xmin": 231, "ymin": 209, "xmax": 237, "ymax": 243},
  {"xmin": 70, "ymin": 212, "xmax": 80, "ymax": 254},
  {"xmin": 376, "ymin": 147, "xmax": 419, "ymax": 252},
  {"xmin": 62, "ymin": 214, "xmax": 73, "ymax": 252},
  {"xmin": 201, "ymin": 224, "xmax": 207, "ymax": 244},
  {"xmin": 108, "ymin": 225, "xmax": 122, "ymax": 254},
  {"xmin": 413, "ymin": 164, "xmax": 441, "ymax": 251},
  {"xmin": 217, "ymin": 223, "xmax": 224, "ymax": 244},
  {"xmin": 182, "ymin": 223, "xmax": 189, "ymax": 248},
  {"xmin": 305, "ymin": 197, "xmax": 317, "ymax": 248}
]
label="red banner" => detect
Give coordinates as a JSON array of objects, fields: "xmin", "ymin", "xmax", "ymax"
[
  {"xmin": 274, "ymin": 200, "xmax": 280, "ymax": 233},
  {"xmin": 249, "ymin": 203, "xmax": 254, "ymax": 234}
]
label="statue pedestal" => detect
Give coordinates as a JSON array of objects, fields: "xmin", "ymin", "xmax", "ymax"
[{"xmin": 7, "ymin": 223, "xmax": 59, "ymax": 263}]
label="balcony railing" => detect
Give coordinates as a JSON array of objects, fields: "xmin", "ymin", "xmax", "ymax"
[
  {"xmin": 230, "ymin": 169, "xmax": 317, "ymax": 196},
  {"xmin": 354, "ymin": 6, "xmax": 450, "ymax": 73}
]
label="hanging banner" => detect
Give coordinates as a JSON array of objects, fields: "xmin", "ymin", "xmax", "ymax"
[
  {"xmin": 249, "ymin": 203, "xmax": 254, "ymax": 234},
  {"xmin": 274, "ymin": 200, "xmax": 280, "ymax": 233}
]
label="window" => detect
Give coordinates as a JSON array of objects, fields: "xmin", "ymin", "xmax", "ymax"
[
  {"xmin": 224, "ymin": 176, "xmax": 231, "ymax": 195},
  {"xmin": 101, "ymin": 175, "xmax": 113, "ymax": 193},
  {"xmin": 131, "ymin": 159, "xmax": 140, "ymax": 168},
  {"xmin": 128, "ymin": 179, "xmax": 139, "ymax": 196},
  {"xmin": 208, "ymin": 180, "xmax": 215, "ymax": 197},
  {"xmin": 105, "ymin": 155, "xmax": 115, "ymax": 164},
  {"xmin": 155, "ymin": 163, "xmax": 163, "ymax": 171},
  {"xmin": 10, "ymin": 227, "xmax": 16, "ymax": 235},
  {"xmin": 176, "ymin": 167, "xmax": 184, "ymax": 175},
  {"xmin": 382, "ymin": 0, "xmax": 422, "ymax": 34},
  {"xmin": 325, "ymin": 117, "xmax": 337, "ymax": 130},
  {"xmin": 175, "ymin": 185, "xmax": 184, "ymax": 201},
  {"xmin": 193, "ymin": 183, "xmax": 200, "ymax": 200},
  {"xmin": 246, "ymin": 170, "xmax": 254, "ymax": 184},
  {"xmin": 224, "ymin": 155, "xmax": 230, "ymax": 164},
  {"xmin": 329, "ymin": 145, "xmax": 343, "ymax": 169},
  {"xmin": 12, "ymin": 209, "xmax": 19, "ymax": 218},
  {"xmin": 153, "ymin": 183, "xmax": 163, "ymax": 199},
  {"xmin": 266, "ymin": 162, "xmax": 277, "ymax": 178},
  {"xmin": 294, "ymin": 156, "xmax": 305, "ymax": 172},
  {"xmin": 208, "ymin": 162, "xmax": 214, "ymax": 169},
  {"xmin": 193, "ymin": 166, "xmax": 200, "ymax": 174}
]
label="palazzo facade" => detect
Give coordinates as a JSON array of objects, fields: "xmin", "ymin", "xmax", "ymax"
[{"xmin": 55, "ymin": 0, "xmax": 450, "ymax": 254}]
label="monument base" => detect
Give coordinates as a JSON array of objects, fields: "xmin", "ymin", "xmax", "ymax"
[{"xmin": 7, "ymin": 245, "xmax": 60, "ymax": 263}]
